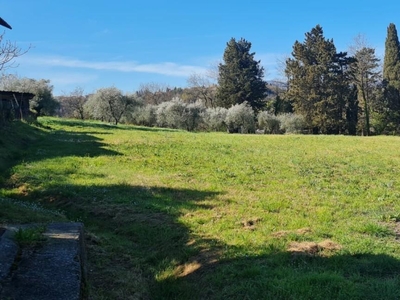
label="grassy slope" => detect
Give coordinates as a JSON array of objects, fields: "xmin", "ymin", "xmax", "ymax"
[
  {"xmin": 0, "ymin": 121, "xmax": 65, "ymax": 223},
  {"xmin": 2, "ymin": 117, "xmax": 400, "ymax": 299}
]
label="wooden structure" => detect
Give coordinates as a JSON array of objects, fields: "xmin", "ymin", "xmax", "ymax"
[{"xmin": 0, "ymin": 91, "xmax": 35, "ymax": 122}]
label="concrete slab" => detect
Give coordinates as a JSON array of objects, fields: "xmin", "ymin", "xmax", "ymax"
[{"xmin": 0, "ymin": 222, "xmax": 86, "ymax": 300}]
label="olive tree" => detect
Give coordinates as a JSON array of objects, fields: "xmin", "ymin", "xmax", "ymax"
[
  {"xmin": 202, "ymin": 107, "xmax": 228, "ymax": 131},
  {"xmin": 129, "ymin": 105, "xmax": 158, "ymax": 127},
  {"xmin": 257, "ymin": 111, "xmax": 281, "ymax": 134},
  {"xmin": 85, "ymin": 87, "xmax": 135, "ymax": 125},
  {"xmin": 155, "ymin": 97, "xmax": 205, "ymax": 131},
  {"xmin": 225, "ymin": 102, "xmax": 255, "ymax": 133}
]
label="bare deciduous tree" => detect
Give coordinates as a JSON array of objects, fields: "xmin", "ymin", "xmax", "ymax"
[
  {"xmin": 187, "ymin": 72, "xmax": 217, "ymax": 107},
  {"xmin": 136, "ymin": 82, "xmax": 171, "ymax": 105},
  {"xmin": 0, "ymin": 32, "xmax": 30, "ymax": 72},
  {"xmin": 57, "ymin": 87, "xmax": 88, "ymax": 119},
  {"xmin": 276, "ymin": 54, "xmax": 290, "ymax": 84}
]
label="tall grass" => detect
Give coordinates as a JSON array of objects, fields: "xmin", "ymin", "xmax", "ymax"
[{"xmin": 1, "ymin": 117, "xmax": 400, "ymax": 299}]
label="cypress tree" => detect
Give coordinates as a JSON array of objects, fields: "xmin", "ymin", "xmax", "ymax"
[
  {"xmin": 217, "ymin": 38, "xmax": 267, "ymax": 111},
  {"xmin": 383, "ymin": 23, "xmax": 400, "ymax": 88},
  {"xmin": 346, "ymin": 84, "xmax": 359, "ymax": 135},
  {"xmin": 383, "ymin": 23, "xmax": 400, "ymax": 129}
]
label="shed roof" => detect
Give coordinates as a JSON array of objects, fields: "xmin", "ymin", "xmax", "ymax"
[{"xmin": 0, "ymin": 90, "xmax": 35, "ymax": 100}]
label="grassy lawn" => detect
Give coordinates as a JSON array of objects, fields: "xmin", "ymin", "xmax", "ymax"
[{"xmin": 2, "ymin": 117, "xmax": 400, "ymax": 299}]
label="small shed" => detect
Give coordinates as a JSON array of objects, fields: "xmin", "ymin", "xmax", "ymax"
[{"xmin": 0, "ymin": 90, "xmax": 35, "ymax": 121}]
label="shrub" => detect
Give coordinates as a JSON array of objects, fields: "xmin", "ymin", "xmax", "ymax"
[
  {"xmin": 84, "ymin": 93, "xmax": 112, "ymax": 123},
  {"xmin": 130, "ymin": 105, "xmax": 157, "ymax": 127},
  {"xmin": 84, "ymin": 87, "xmax": 134, "ymax": 125},
  {"xmin": 182, "ymin": 102, "xmax": 205, "ymax": 131},
  {"xmin": 155, "ymin": 101, "xmax": 171, "ymax": 128},
  {"xmin": 156, "ymin": 98, "xmax": 186, "ymax": 129},
  {"xmin": 225, "ymin": 102, "xmax": 255, "ymax": 134},
  {"xmin": 257, "ymin": 111, "xmax": 281, "ymax": 134},
  {"xmin": 14, "ymin": 226, "xmax": 46, "ymax": 247},
  {"xmin": 278, "ymin": 113, "xmax": 305, "ymax": 134},
  {"xmin": 156, "ymin": 98, "xmax": 205, "ymax": 131},
  {"xmin": 202, "ymin": 107, "xmax": 228, "ymax": 132}
]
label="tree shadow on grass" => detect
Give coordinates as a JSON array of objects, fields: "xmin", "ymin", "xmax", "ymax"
[
  {"xmin": 1, "ymin": 120, "xmax": 120, "ymax": 166},
  {"xmin": 7, "ymin": 181, "xmax": 222, "ymax": 299},
  {"xmin": 0, "ymin": 120, "xmax": 121, "ymax": 195},
  {"xmin": 44, "ymin": 117, "xmax": 179, "ymax": 133},
  {"xmin": 9, "ymin": 180, "xmax": 400, "ymax": 300},
  {"xmin": 167, "ymin": 250, "xmax": 400, "ymax": 300},
  {"xmin": 32, "ymin": 130, "xmax": 120, "ymax": 159},
  {"xmin": 40, "ymin": 118, "xmax": 123, "ymax": 131},
  {"xmin": 4, "ymin": 119, "xmax": 400, "ymax": 299}
]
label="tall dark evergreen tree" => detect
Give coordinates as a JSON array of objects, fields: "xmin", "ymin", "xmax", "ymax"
[
  {"xmin": 331, "ymin": 52, "xmax": 357, "ymax": 134},
  {"xmin": 346, "ymin": 84, "xmax": 359, "ymax": 135},
  {"xmin": 217, "ymin": 38, "xmax": 268, "ymax": 111},
  {"xmin": 285, "ymin": 25, "xmax": 355, "ymax": 134},
  {"xmin": 350, "ymin": 47, "xmax": 380, "ymax": 135},
  {"xmin": 383, "ymin": 24, "xmax": 400, "ymax": 88},
  {"xmin": 383, "ymin": 23, "xmax": 400, "ymax": 129}
]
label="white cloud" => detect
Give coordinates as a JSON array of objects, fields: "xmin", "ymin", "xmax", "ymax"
[
  {"xmin": 49, "ymin": 73, "xmax": 98, "ymax": 86},
  {"xmin": 18, "ymin": 55, "xmax": 207, "ymax": 77}
]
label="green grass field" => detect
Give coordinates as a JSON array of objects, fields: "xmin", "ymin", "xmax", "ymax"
[{"xmin": 2, "ymin": 117, "xmax": 400, "ymax": 299}]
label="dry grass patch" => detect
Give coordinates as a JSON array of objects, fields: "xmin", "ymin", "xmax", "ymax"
[
  {"xmin": 171, "ymin": 247, "xmax": 221, "ymax": 279},
  {"xmin": 175, "ymin": 261, "xmax": 202, "ymax": 277},
  {"xmin": 288, "ymin": 240, "xmax": 342, "ymax": 256}
]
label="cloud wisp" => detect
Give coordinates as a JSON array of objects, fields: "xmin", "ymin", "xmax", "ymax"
[{"xmin": 18, "ymin": 55, "xmax": 207, "ymax": 77}]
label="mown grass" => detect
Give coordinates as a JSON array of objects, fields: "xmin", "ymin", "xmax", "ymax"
[{"xmin": 2, "ymin": 117, "xmax": 400, "ymax": 299}]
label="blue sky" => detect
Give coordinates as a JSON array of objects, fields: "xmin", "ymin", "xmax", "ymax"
[{"xmin": 1, "ymin": 0, "xmax": 399, "ymax": 95}]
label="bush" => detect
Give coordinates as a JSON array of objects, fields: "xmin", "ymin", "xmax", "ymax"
[
  {"xmin": 278, "ymin": 113, "xmax": 305, "ymax": 134},
  {"xmin": 156, "ymin": 98, "xmax": 205, "ymax": 131},
  {"xmin": 257, "ymin": 111, "xmax": 281, "ymax": 134},
  {"xmin": 156, "ymin": 98, "xmax": 186, "ymax": 129},
  {"xmin": 129, "ymin": 105, "xmax": 157, "ymax": 127},
  {"xmin": 182, "ymin": 102, "xmax": 205, "ymax": 131},
  {"xmin": 84, "ymin": 87, "xmax": 134, "ymax": 125},
  {"xmin": 84, "ymin": 93, "xmax": 113, "ymax": 123},
  {"xmin": 202, "ymin": 107, "xmax": 228, "ymax": 132},
  {"xmin": 225, "ymin": 102, "xmax": 255, "ymax": 134}
]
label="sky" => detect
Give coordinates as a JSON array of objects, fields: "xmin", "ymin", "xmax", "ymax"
[{"xmin": 1, "ymin": 0, "xmax": 399, "ymax": 95}]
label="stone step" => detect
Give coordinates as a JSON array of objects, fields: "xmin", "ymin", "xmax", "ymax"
[
  {"xmin": 0, "ymin": 227, "xmax": 19, "ymax": 281},
  {"xmin": 0, "ymin": 223, "xmax": 86, "ymax": 300}
]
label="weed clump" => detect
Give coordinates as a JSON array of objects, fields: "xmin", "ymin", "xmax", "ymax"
[{"xmin": 14, "ymin": 226, "xmax": 46, "ymax": 247}]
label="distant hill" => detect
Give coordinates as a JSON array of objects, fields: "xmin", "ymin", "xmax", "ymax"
[{"xmin": 267, "ymin": 80, "xmax": 288, "ymax": 90}]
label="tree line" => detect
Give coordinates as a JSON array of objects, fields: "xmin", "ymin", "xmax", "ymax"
[
  {"xmin": 284, "ymin": 24, "xmax": 399, "ymax": 135},
  {"xmin": 2, "ymin": 23, "xmax": 400, "ymax": 135},
  {"xmin": 216, "ymin": 23, "xmax": 400, "ymax": 135}
]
